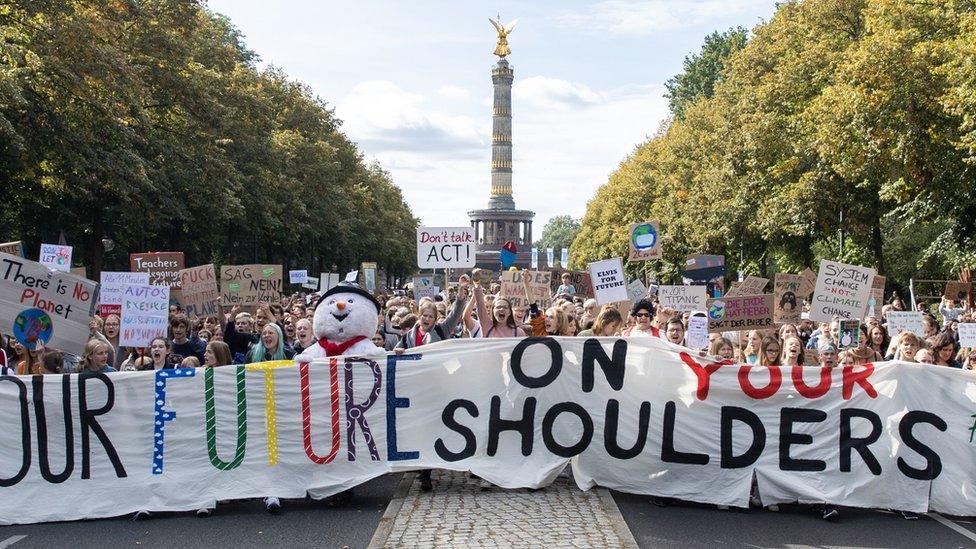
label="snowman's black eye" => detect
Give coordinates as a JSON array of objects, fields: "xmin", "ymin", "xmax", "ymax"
[{"xmin": 349, "ymin": 298, "xmax": 355, "ymax": 303}]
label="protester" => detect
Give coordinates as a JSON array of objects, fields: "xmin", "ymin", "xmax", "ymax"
[
  {"xmin": 930, "ymin": 332, "xmax": 960, "ymax": 368},
  {"xmin": 204, "ymin": 341, "xmax": 233, "ymax": 367},
  {"xmin": 472, "ymin": 271, "xmax": 525, "ymax": 338},
  {"xmin": 781, "ymin": 336, "xmax": 804, "ymax": 366},
  {"xmin": 247, "ymin": 323, "xmax": 295, "ymax": 363},
  {"xmin": 848, "ymin": 324, "xmax": 883, "ymax": 364},
  {"xmin": 294, "ymin": 318, "xmax": 315, "ymax": 354},
  {"xmin": 544, "ymin": 306, "xmax": 573, "ymax": 336},
  {"xmin": 396, "ymin": 283, "xmax": 469, "ymax": 354},
  {"xmin": 664, "ymin": 317, "xmax": 685, "ymax": 346},
  {"xmin": 169, "ymin": 314, "xmax": 206, "ymax": 364},
  {"xmin": 758, "ymin": 336, "xmax": 781, "ymax": 366},
  {"xmin": 888, "ymin": 331, "xmax": 922, "ymax": 362},
  {"xmin": 623, "ymin": 299, "xmax": 658, "ymax": 337},
  {"xmin": 707, "ymin": 337, "xmax": 735, "ymax": 360},
  {"xmin": 76, "ymin": 339, "xmax": 115, "ymax": 373},
  {"xmin": 577, "ymin": 308, "xmax": 623, "ymax": 337},
  {"xmin": 147, "ymin": 337, "xmax": 174, "ymax": 370}
]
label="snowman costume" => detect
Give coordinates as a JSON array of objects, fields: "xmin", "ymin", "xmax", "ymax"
[{"xmin": 294, "ymin": 283, "xmax": 385, "ymax": 363}]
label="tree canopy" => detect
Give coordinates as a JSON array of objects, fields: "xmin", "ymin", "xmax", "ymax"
[
  {"xmin": 0, "ymin": 0, "xmax": 418, "ymax": 278},
  {"xmin": 572, "ymin": 0, "xmax": 976, "ymax": 291},
  {"xmin": 534, "ymin": 215, "xmax": 581, "ymax": 260}
]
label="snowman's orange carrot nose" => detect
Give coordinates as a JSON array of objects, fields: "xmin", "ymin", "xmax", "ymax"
[{"xmin": 336, "ymin": 301, "xmax": 346, "ymax": 311}]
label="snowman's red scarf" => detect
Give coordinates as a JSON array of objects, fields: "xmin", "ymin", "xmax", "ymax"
[{"xmin": 317, "ymin": 336, "xmax": 367, "ymax": 357}]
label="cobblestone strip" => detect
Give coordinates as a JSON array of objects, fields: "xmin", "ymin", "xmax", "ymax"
[{"xmin": 368, "ymin": 470, "xmax": 638, "ymax": 548}]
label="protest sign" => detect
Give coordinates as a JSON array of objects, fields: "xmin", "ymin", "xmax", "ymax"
[
  {"xmin": 531, "ymin": 248, "xmax": 539, "ymax": 269},
  {"xmin": 589, "ymin": 258, "xmax": 627, "ymax": 305},
  {"xmin": 119, "ymin": 284, "xmax": 169, "ymax": 347},
  {"xmin": 550, "ymin": 268, "xmax": 594, "ymax": 298},
  {"xmin": 887, "ymin": 311, "xmax": 924, "ymax": 337},
  {"xmin": 289, "ymin": 270, "xmax": 308, "ymax": 284},
  {"xmin": 178, "ymin": 265, "xmax": 219, "ymax": 318},
  {"xmin": 320, "ymin": 273, "xmax": 340, "ymax": 292},
  {"xmin": 810, "ymin": 260, "xmax": 875, "ymax": 323},
  {"xmin": 0, "ymin": 241, "xmax": 24, "ymax": 257},
  {"xmin": 658, "ymin": 285, "xmax": 707, "ymax": 312},
  {"xmin": 500, "ymin": 270, "xmax": 529, "ymax": 308},
  {"xmin": 798, "ymin": 268, "xmax": 817, "ymax": 298},
  {"xmin": 219, "ymin": 264, "xmax": 283, "ymax": 307},
  {"xmin": 773, "ymin": 273, "xmax": 804, "ymax": 325},
  {"xmin": 417, "ymin": 227, "xmax": 476, "ymax": 269},
  {"xmin": 0, "ymin": 252, "xmax": 98, "ymax": 354},
  {"xmin": 686, "ymin": 315, "xmax": 709, "ymax": 349},
  {"xmin": 522, "ymin": 270, "xmax": 553, "ymax": 309},
  {"xmin": 626, "ymin": 279, "xmax": 648, "ymax": 304},
  {"xmin": 868, "ymin": 275, "xmax": 886, "ymax": 317},
  {"xmin": 39, "ymin": 243, "xmax": 72, "ymax": 272},
  {"xmin": 412, "ymin": 276, "xmax": 438, "ymax": 300},
  {"xmin": 725, "ymin": 276, "xmax": 769, "ymax": 297},
  {"xmin": 944, "ymin": 281, "xmax": 972, "ymax": 302},
  {"xmin": 959, "ymin": 323, "xmax": 976, "ymax": 348},
  {"xmin": 628, "ymin": 221, "xmax": 662, "ymax": 261},
  {"xmin": 837, "ymin": 319, "xmax": 860, "ymax": 349},
  {"xmin": 681, "ymin": 255, "xmax": 725, "ymax": 297},
  {"xmin": 4, "ymin": 336, "xmax": 976, "ymax": 525},
  {"xmin": 99, "ymin": 271, "xmax": 151, "ymax": 316},
  {"xmin": 705, "ymin": 294, "xmax": 774, "ymax": 333},
  {"xmin": 362, "ymin": 262, "xmax": 377, "ymax": 292},
  {"xmin": 129, "ymin": 252, "xmax": 185, "ymax": 289},
  {"xmin": 303, "ymin": 277, "xmax": 319, "ymax": 290}
]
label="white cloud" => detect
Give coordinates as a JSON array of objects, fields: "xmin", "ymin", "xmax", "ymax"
[
  {"xmin": 557, "ymin": 0, "xmax": 770, "ymax": 36},
  {"xmin": 438, "ymin": 85, "xmax": 472, "ymax": 101},
  {"xmin": 343, "ymin": 78, "xmax": 669, "ymax": 240},
  {"xmin": 337, "ymin": 80, "xmax": 486, "ymax": 154},
  {"xmin": 513, "ymin": 76, "xmax": 606, "ymax": 111}
]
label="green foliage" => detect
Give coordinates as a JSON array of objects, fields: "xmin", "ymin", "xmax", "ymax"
[
  {"xmin": 574, "ymin": 0, "xmax": 976, "ymax": 286},
  {"xmin": 0, "ymin": 0, "xmax": 418, "ymax": 278},
  {"xmin": 664, "ymin": 27, "xmax": 748, "ymax": 118},
  {"xmin": 534, "ymin": 215, "xmax": 581, "ymax": 260}
]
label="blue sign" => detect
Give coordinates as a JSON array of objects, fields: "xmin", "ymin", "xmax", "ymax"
[{"xmin": 13, "ymin": 308, "xmax": 54, "ymax": 350}]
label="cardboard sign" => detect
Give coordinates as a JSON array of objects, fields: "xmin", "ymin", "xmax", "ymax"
[
  {"xmin": 705, "ymin": 294, "xmax": 774, "ymax": 333},
  {"xmin": 522, "ymin": 270, "xmax": 553, "ymax": 309},
  {"xmin": 798, "ymin": 268, "xmax": 817, "ymax": 298},
  {"xmin": 686, "ymin": 315, "xmax": 709, "ymax": 349},
  {"xmin": 99, "ymin": 271, "xmax": 151, "ymax": 316},
  {"xmin": 303, "ymin": 277, "xmax": 320, "ymax": 290},
  {"xmin": 129, "ymin": 252, "xmax": 185, "ymax": 289},
  {"xmin": 959, "ymin": 323, "xmax": 976, "ymax": 348},
  {"xmin": 500, "ymin": 271, "xmax": 529, "ymax": 308},
  {"xmin": 550, "ymin": 268, "xmax": 594, "ymax": 298},
  {"xmin": 725, "ymin": 276, "xmax": 769, "ymax": 297},
  {"xmin": 945, "ymin": 281, "xmax": 973, "ymax": 302},
  {"xmin": 320, "ymin": 273, "xmax": 340, "ymax": 292},
  {"xmin": 219, "ymin": 264, "xmax": 283, "ymax": 306},
  {"xmin": 417, "ymin": 227, "xmax": 476, "ymax": 269},
  {"xmin": 628, "ymin": 221, "xmax": 662, "ymax": 261},
  {"xmin": 773, "ymin": 273, "xmax": 804, "ymax": 325},
  {"xmin": 0, "ymin": 252, "xmax": 98, "ymax": 354},
  {"xmin": 179, "ymin": 264, "xmax": 219, "ymax": 318},
  {"xmin": 810, "ymin": 260, "xmax": 875, "ymax": 323},
  {"xmin": 887, "ymin": 311, "xmax": 924, "ymax": 337},
  {"xmin": 658, "ymin": 285, "xmax": 707, "ymax": 312},
  {"xmin": 589, "ymin": 258, "xmax": 628, "ymax": 305},
  {"xmin": 119, "ymin": 283, "xmax": 170, "ymax": 347},
  {"xmin": 289, "ymin": 270, "xmax": 308, "ymax": 284},
  {"xmin": 837, "ymin": 319, "xmax": 860, "ymax": 350},
  {"xmin": 868, "ymin": 275, "xmax": 886, "ymax": 317},
  {"xmin": 0, "ymin": 241, "xmax": 24, "ymax": 257},
  {"xmin": 626, "ymin": 279, "xmax": 648, "ymax": 303},
  {"xmin": 39, "ymin": 243, "xmax": 72, "ymax": 272}
]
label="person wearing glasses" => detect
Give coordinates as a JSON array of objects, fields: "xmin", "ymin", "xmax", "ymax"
[{"xmin": 623, "ymin": 299, "xmax": 660, "ymax": 337}]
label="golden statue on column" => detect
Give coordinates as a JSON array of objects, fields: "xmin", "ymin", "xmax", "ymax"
[{"xmin": 489, "ymin": 16, "xmax": 518, "ymax": 58}]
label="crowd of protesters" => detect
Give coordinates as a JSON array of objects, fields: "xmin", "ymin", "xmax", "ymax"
[{"xmin": 1, "ymin": 266, "xmax": 974, "ymax": 521}]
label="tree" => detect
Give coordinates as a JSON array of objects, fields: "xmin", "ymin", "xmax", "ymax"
[
  {"xmin": 536, "ymin": 215, "xmax": 581, "ymax": 254},
  {"xmin": 664, "ymin": 27, "xmax": 748, "ymax": 118}
]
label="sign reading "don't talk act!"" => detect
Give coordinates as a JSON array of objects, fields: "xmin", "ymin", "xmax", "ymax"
[{"xmin": 417, "ymin": 227, "xmax": 476, "ymax": 269}]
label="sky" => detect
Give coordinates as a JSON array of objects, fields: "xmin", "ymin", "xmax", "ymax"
[{"xmin": 205, "ymin": 0, "xmax": 780, "ymax": 241}]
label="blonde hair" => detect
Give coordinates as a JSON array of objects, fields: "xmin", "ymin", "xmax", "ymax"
[{"xmin": 77, "ymin": 339, "xmax": 111, "ymax": 372}]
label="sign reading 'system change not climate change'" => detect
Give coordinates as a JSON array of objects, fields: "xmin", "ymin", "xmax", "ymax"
[
  {"xmin": 417, "ymin": 227, "xmax": 476, "ymax": 269},
  {"xmin": 810, "ymin": 260, "xmax": 875, "ymax": 323}
]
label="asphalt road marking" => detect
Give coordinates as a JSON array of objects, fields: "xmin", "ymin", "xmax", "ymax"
[
  {"xmin": 0, "ymin": 535, "xmax": 27, "ymax": 548},
  {"xmin": 928, "ymin": 513, "xmax": 976, "ymax": 543}
]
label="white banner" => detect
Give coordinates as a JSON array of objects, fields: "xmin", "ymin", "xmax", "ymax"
[
  {"xmin": 119, "ymin": 284, "xmax": 170, "ymax": 347},
  {"xmin": 2, "ymin": 337, "xmax": 976, "ymax": 525},
  {"xmin": 417, "ymin": 227, "xmax": 476, "ymax": 269}
]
